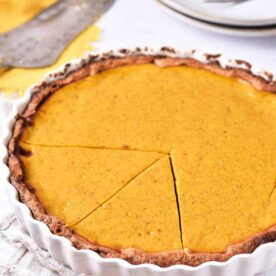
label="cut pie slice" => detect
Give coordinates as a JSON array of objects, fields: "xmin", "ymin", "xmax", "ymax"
[
  {"xmin": 72, "ymin": 155, "xmax": 182, "ymax": 252},
  {"xmin": 19, "ymin": 142, "xmax": 163, "ymax": 225}
]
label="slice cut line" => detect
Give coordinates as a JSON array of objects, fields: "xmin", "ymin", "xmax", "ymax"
[
  {"xmin": 72, "ymin": 155, "xmax": 183, "ymax": 252},
  {"xmin": 19, "ymin": 142, "xmax": 163, "ymax": 225}
]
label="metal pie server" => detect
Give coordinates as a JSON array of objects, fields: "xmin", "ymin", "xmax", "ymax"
[{"xmin": 0, "ymin": 0, "xmax": 114, "ymax": 68}]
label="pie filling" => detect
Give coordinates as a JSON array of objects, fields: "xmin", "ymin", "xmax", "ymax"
[{"xmin": 17, "ymin": 64, "xmax": 276, "ymax": 254}]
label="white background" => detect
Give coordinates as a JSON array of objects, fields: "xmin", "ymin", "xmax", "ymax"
[{"xmin": 0, "ymin": 0, "xmax": 276, "ymax": 274}]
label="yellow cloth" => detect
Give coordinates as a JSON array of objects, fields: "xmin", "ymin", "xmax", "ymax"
[{"xmin": 0, "ymin": 0, "xmax": 100, "ymax": 95}]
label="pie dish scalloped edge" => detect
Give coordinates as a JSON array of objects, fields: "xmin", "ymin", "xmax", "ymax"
[{"xmin": 1, "ymin": 47, "xmax": 276, "ymax": 276}]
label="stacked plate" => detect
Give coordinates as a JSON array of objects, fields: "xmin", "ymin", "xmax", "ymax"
[{"xmin": 157, "ymin": 0, "xmax": 276, "ymax": 36}]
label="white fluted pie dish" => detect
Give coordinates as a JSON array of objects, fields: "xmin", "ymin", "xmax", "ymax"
[{"xmin": 1, "ymin": 48, "xmax": 276, "ymax": 276}]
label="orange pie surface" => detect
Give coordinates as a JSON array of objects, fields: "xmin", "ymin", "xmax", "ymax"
[{"xmin": 19, "ymin": 64, "xmax": 276, "ymax": 253}]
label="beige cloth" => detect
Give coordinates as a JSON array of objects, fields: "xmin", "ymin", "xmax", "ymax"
[{"xmin": 0, "ymin": 213, "xmax": 78, "ymax": 276}]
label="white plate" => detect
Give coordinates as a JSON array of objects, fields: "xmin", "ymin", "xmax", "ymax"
[
  {"xmin": 158, "ymin": 0, "xmax": 276, "ymax": 27},
  {"xmin": 157, "ymin": 0, "xmax": 276, "ymax": 37}
]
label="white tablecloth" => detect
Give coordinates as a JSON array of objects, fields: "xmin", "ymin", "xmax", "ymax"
[{"xmin": 0, "ymin": 0, "xmax": 276, "ymax": 274}]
